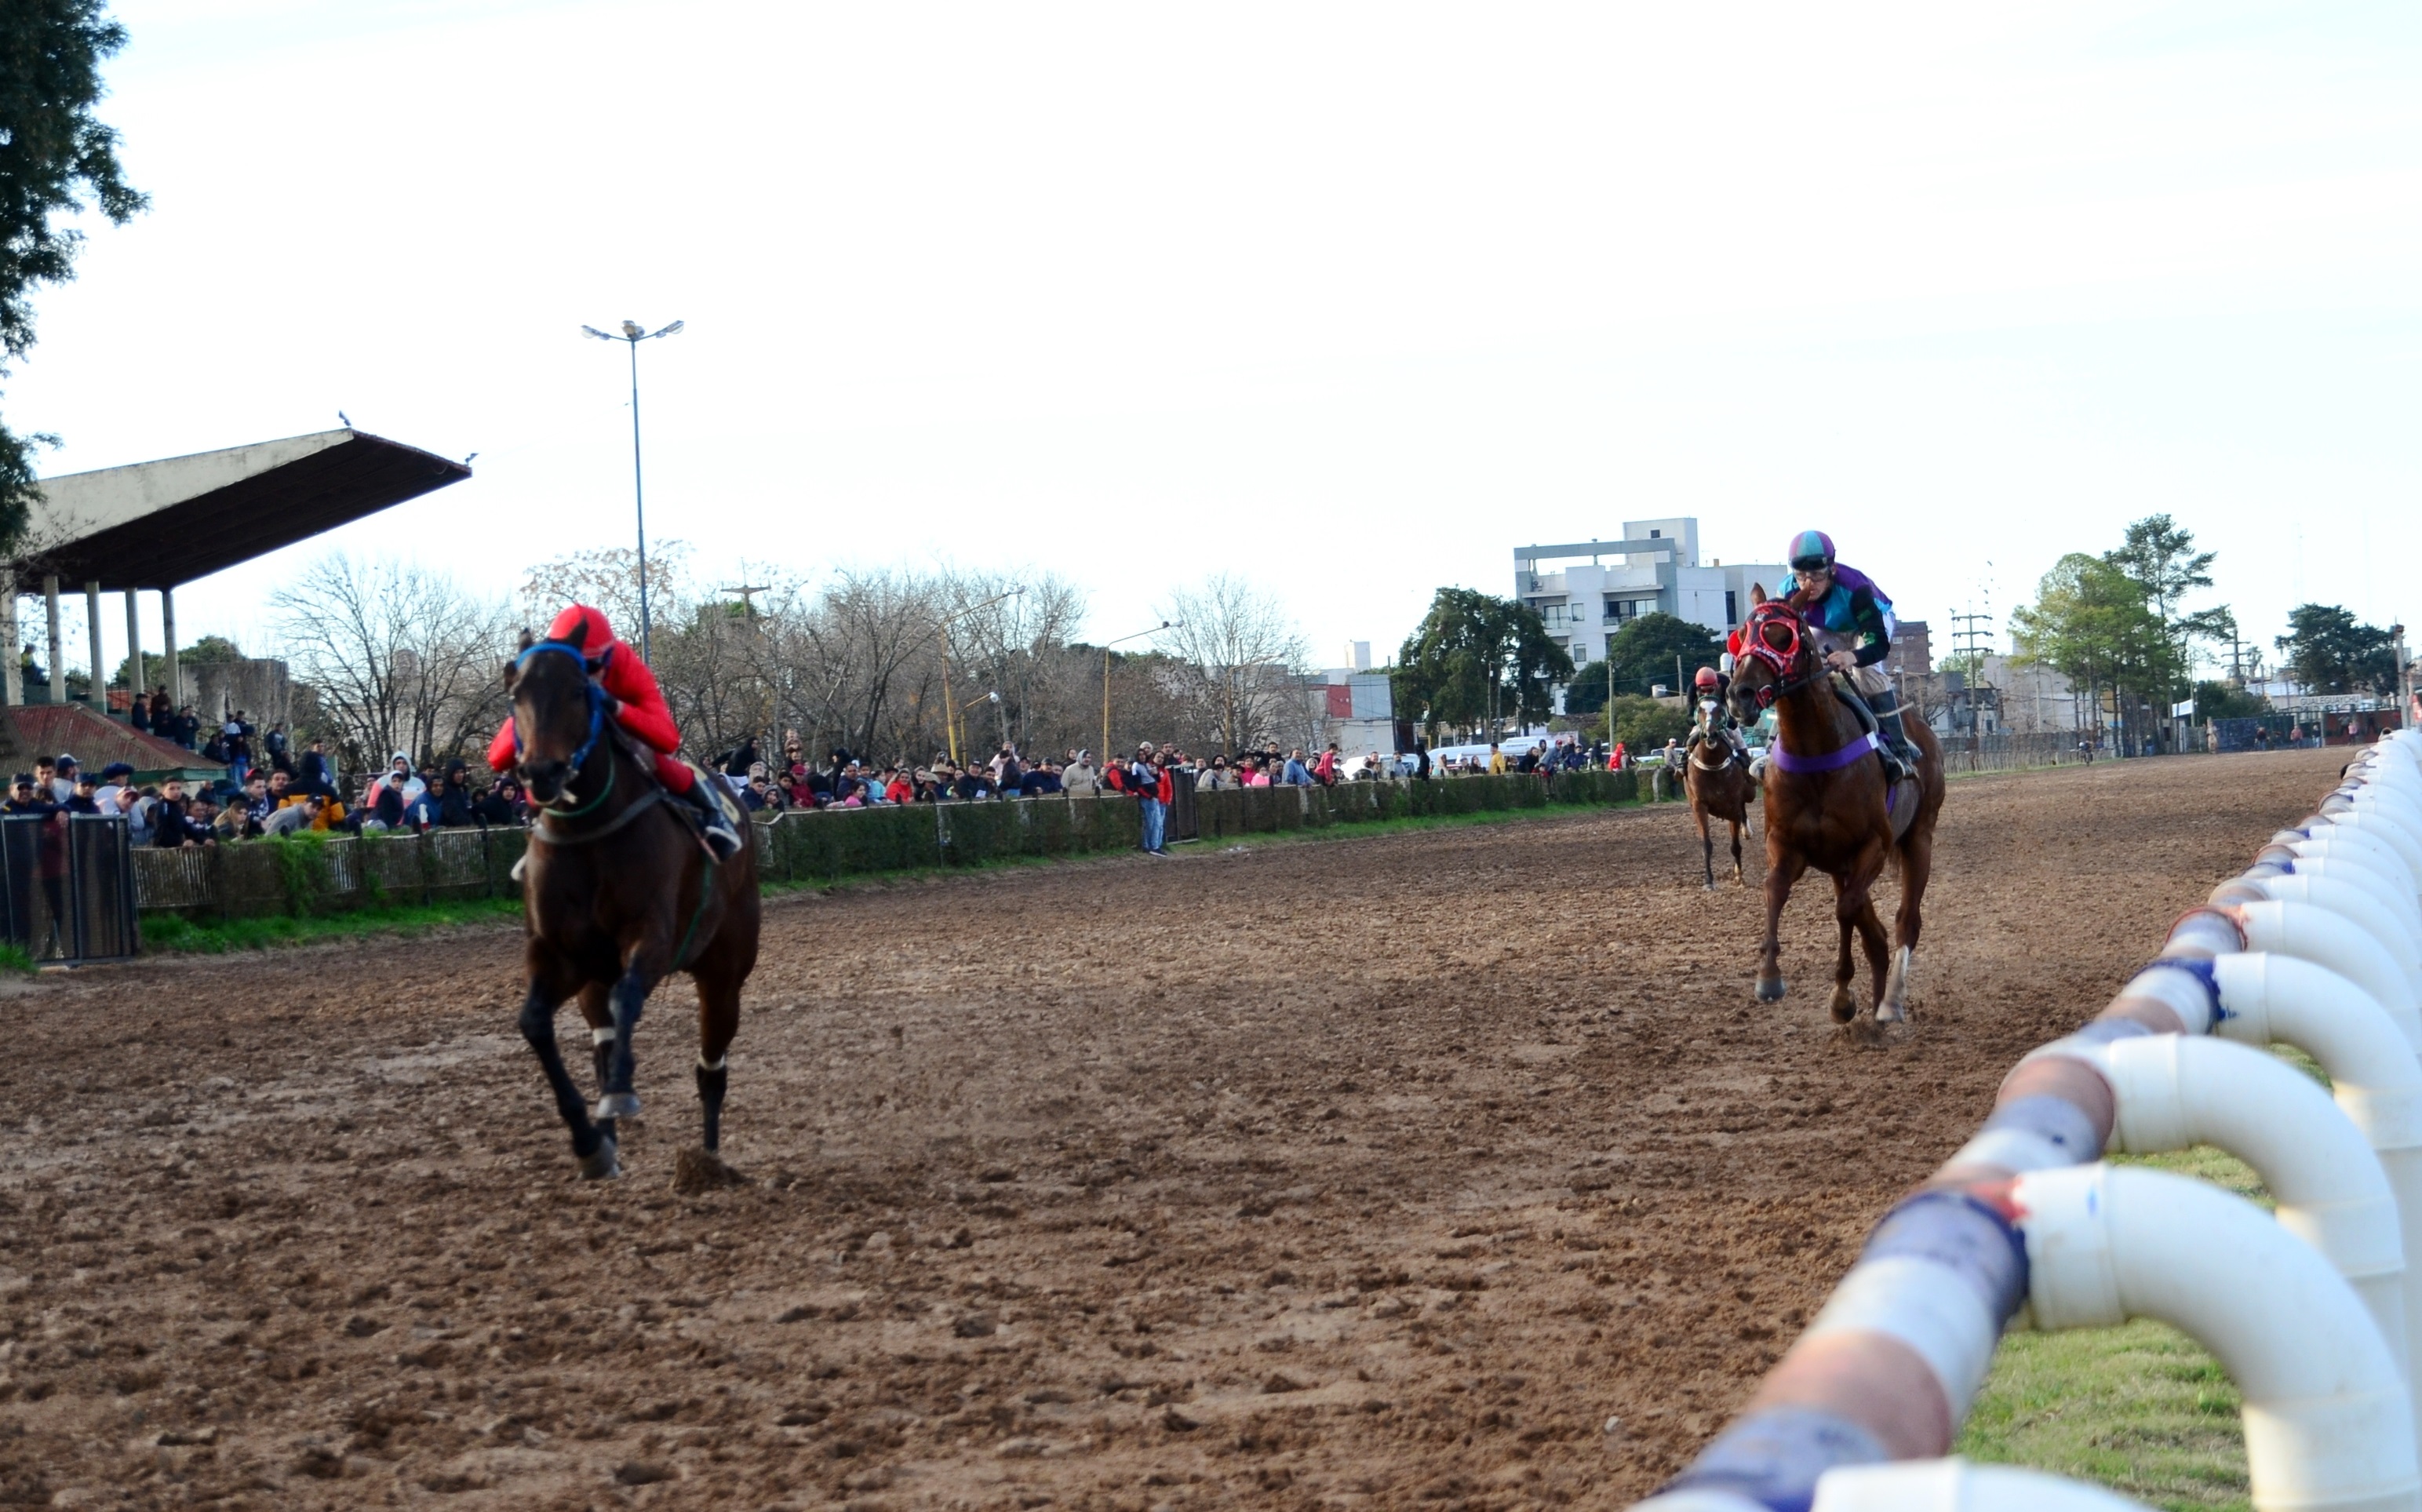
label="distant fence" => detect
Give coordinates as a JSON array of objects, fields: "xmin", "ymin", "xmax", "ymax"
[
  {"xmin": 131, "ymin": 768, "xmax": 1653, "ymax": 924},
  {"xmin": 1935, "ymin": 730, "xmax": 2103, "ymax": 773}
]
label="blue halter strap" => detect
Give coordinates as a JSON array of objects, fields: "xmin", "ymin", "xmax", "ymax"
[{"xmin": 512, "ymin": 639, "xmax": 608, "ymax": 775}]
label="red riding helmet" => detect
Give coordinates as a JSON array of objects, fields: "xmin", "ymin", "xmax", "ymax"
[
  {"xmin": 546, "ymin": 603, "xmax": 619, "ymax": 663},
  {"xmin": 1693, "ymin": 666, "xmax": 1721, "ymax": 690}
]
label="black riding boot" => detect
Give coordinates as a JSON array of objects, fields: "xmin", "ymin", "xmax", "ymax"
[
  {"xmin": 685, "ymin": 780, "xmax": 745, "ymax": 860},
  {"xmin": 1867, "ymin": 690, "xmax": 1917, "ymax": 782}
]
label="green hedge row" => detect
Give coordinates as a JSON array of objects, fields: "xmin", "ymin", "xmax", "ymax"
[{"xmin": 137, "ymin": 771, "xmax": 1654, "ymax": 920}]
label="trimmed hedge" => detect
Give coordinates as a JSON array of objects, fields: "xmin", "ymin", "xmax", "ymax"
[{"xmin": 134, "ymin": 771, "xmax": 1652, "ymax": 922}]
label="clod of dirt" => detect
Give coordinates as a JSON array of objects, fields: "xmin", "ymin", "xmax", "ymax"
[
  {"xmin": 953, "ymin": 1311, "xmax": 998, "ymax": 1338},
  {"xmin": 671, "ymin": 1147, "xmax": 747, "ymax": 1194},
  {"xmin": 1160, "ymin": 1407, "xmax": 1200, "ymax": 1432},
  {"xmin": 1262, "ymin": 1372, "xmax": 1308, "ymax": 1394},
  {"xmin": 614, "ymin": 1460, "xmax": 675, "ymax": 1486}
]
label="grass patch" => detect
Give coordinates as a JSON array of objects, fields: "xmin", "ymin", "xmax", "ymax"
[
  {"xmin": 1960, "ymin": 1141, "xmax": 2281, "ymax": 1511},
  {"xmin": 140, "ymin": 896, "xmax": 523, "ymax": 955},
  {"xmin": 0, "ymin": 942, "xmax": 35, "ymax": 975}
]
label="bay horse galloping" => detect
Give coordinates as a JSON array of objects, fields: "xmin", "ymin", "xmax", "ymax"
[
  {"xmin": 1683, "ymin": 698, "xmax": 1757, "ymax": 889},
  {"xmin": 504, "ymin": 631, "xmax": 762, "ymax": 1179},
  {"xmin": 1725, "ymin": 588, "xmax": 1944, "ymax": 1023}
]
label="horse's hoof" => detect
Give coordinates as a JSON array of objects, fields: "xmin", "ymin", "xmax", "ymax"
[
  {"xmin": 1754, "ymin": 976, "xmax": 1786, "ymax": 1003},
  {"xmin": 1875, "ymin": 1001, "xmax": 1907, "ymax": 1025},
  {"xmin": 1703, "ymin": 880, "xmax": 1719, "ymax": 892},
  {"xmin": 1828, "ymin": 991, "xmax": 1858, "ymax": 1024},
  {"xmin": 595, "ymin": 1091, "xmax": 642, "ymax": 1120},
  {"xmin": 577, "ymin": 1135, "xmax": 621, "ymax": 1182}
]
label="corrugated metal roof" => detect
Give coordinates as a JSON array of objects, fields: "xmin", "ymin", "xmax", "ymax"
[{"xmin": 0, "ymin": 704, "xmax": 226, "ymax": 779}]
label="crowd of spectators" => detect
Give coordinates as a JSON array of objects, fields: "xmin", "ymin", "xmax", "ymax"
[{"xmin": 31, "ymin": 701, "xmax": 1637, "ymax": 854}]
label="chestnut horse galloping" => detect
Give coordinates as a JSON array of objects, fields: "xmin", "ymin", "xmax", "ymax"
[
  {"xmin": 1725, "ymin": 588, "xmax": 1945, "ymax": 1022},
  {"xmin": 1683, "ymin": 702, "xmax": 1757, "ymax": 890},
  {"xmin": 504, "ymin": 632, "xmax": 762, "ymax": 1180}
]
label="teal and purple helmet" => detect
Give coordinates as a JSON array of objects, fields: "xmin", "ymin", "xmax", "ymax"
[{"xmin": 1786, "ymin": 530, "xmax": 1835, "ymax": 571}]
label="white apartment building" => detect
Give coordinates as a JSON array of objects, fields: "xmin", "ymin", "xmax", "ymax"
[{"xmin": 1513, "ymin": 518, "xmax": 1790, "ymax": 666}]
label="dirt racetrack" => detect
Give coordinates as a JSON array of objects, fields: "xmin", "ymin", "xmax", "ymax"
[{"xmin": 0, "ymin": 748, "xmax": 2348, "ymax": 1510}]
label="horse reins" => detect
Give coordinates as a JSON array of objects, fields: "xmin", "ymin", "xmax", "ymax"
[{"xmin": 512, "ymin": 639, "xmax": 648, "ymax": 840}]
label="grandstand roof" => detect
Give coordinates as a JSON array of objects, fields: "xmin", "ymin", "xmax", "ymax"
[{"xmin": 14, "ymin": 428, "xmax": 472, "ymax": 591}]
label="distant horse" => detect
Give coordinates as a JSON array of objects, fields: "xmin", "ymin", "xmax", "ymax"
[
  {"xmin": 1683, "ymin": 702, "xmax": 1757, "ymax": 889},
  {"xmin": 1725, "ymin": 588, "xmax": 1945, "ymax": 1023},
  {"xmin": 504, "ymin": 630, "xmax": 762, "ymax": 1179}
]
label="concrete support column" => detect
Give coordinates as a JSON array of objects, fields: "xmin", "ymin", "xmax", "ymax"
[
  {"xmin": 161, "ymin": 586, "xmax": 180, "ymax": 708},
  {"xmin": 83, "ymin": 581, "xmax": 103, "ymax": 713},
  {"xmin": 123, "ymin": 591, "xmax": 142, "ymax": 716},
  {"xmin": 41, "ymin": 575, "xmax": 60, "ymax": 706},
  {"xmin": 0, "ymin": 571, "xmax": 18, "ymax": 707}
]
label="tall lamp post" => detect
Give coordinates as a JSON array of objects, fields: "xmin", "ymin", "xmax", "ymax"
[
  {"xmin": 1102, "ymin": 621, "xmax": 1175, "ymax": 762},
  {"xmin": 936, "ymin": 587, "xmax": 1025, "ymax": 767},
  {"xmin": 581, "ymin": 319, "xmax": 685, "ymax": 661}
]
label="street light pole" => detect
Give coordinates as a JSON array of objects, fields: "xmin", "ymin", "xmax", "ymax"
[
  {"xmin": 934, "ymin": 587, "xmax": 1025, "ymax": 767},
  {"xmin": 581, "ymin": 319, "xmax": 685, "ymax": 661},
  {"xmin": 1102, "ymin": 621, "xmax": 1176, "ymax": 762}
]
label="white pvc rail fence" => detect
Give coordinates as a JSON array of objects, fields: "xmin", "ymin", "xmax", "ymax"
[{"xmin": 1637, "ymin": 730, "xmax": 2422, "ymax": 1512}]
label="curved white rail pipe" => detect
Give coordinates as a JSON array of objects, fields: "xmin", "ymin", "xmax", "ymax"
[
  {"xmin": 2284, "ymin": 828, "xmax": 2422, "ymax": 904},
  {"xmin": 2213, "ymin": 876, "xmax": 2422, "ymax": 998},
  {"xmin": 2332, "ymin": 798, "xmax": 2422, "ymax": 868},
  {"xmin": 2225, "ymin": 900, "xmax": 2421, "ymax": 1043},
  {"xmin": 1812, "ymin": 1459, "xmax": 2154, "ymax": 1512},
  {"xmin": 2211, "ymin": 953, "xmax": 2422, "ymax": 1405},
  {"xmin": 2077, "ymin": 1033, "xmax": 2408, "ymax": 1380},
  {"xmin": 2301, "ymin": 807, "xmax": 2422, "ymax": 889},
  {"xmin": 2258, "ymin": 850, "xmax": 2422, "ymax": 936},
  {"xmin": 2016, "ymin": 1164, "xmax": 2421, "ymax": 1512},
  {"xmin": 2316, "ymin": 804, "xmax": 2422, "ymax": 893}
]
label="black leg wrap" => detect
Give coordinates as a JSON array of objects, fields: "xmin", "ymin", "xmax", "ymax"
[
  {"xmin": 697, "ymin": 1062, "xmax": 729, "ymax": 1153},
  {"xmin": 607, "ymin": 971, "xmax": 649, "ymax": 1095},
  {"xmin": 518, "ymin": 988, "xmax": 601, "ymax": 1159}
]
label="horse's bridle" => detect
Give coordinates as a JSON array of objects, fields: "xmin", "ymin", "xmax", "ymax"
[
  {"xmin": 512, "ymin": 639, "xmax": 612, "ymax": 818},
  {"xmin": 1733, "ymin": 602, "xmax": 1825, "ymax": 710}
]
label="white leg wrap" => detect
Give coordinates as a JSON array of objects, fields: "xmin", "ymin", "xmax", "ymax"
[
  {"xmin": 591, "ymin": 1026, "xmax": 617, "ymax": 1046},
  {"xmin": 698, "ymin": 1053, "xmax": 727, "ymax": 1072}
]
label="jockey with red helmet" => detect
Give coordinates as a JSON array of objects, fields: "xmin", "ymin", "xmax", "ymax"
[
  {"xmin": 1780, "ymin": 530, "xmax": 1917, "ymax": 780},
  {"xmin": 1687, "ymin": 665, "xmax": 1748, "ymax": 764},
  {"xmin": 488, "ymin": 603, "xmax": 744, "ymax": 858}
]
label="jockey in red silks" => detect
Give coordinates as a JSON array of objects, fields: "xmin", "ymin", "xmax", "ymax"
[{"xmin": 489, "ymin": 603, "xmax": 743, "ymax": 858}]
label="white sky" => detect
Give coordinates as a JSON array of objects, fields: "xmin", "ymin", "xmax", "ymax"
[{"xmin": 12, "ymin": 1, "xmax": 2420, "ymax": 679}]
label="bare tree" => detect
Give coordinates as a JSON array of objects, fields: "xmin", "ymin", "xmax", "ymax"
[
  {"xmin": 518, "ymin": 542, "xmax": 694, "ymax": 643},
  {"xmin": 945, "ymin": 569, "xmax": 1088, "ymax": 752},
  {"xmin": 272, "ymin": 555, "xmax": 515, "ymax": 778},
  {"xmin": 1153, "ymin": 574, "xmax": 1310, "ymax": 756}
]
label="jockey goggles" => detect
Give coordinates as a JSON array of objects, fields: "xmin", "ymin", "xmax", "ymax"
[{"xmin": 1730, "ymin": 603, "xmax": 1808, "ymax": 707}]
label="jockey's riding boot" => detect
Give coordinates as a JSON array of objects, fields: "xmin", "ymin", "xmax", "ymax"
[
  {"xmin": 685, "ymin": 782, "xmax": 745, "ymax": 861},
  {"xmin": 1867, "ymin": 690, "xmax": 1916, "ymax": 782}
]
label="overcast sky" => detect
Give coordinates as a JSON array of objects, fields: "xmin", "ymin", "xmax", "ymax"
[{"xmin": 13, "ymin": 1, "xmax": 2420, "ymax": 679}]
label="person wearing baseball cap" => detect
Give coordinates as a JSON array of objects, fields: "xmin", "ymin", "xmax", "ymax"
[{"xmin": 50, "ymin": 755, "xmax": 79, "ymax": 805}]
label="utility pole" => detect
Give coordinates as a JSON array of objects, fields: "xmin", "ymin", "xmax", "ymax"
[{"xmin": 1949, "ymin": 609, "xmax": 1994, "ymax": 771}]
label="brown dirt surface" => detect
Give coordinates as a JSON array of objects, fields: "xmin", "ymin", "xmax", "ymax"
[{"xmin": 0, "ymin": 749, "xmax": 2347, "ymax": 1510}]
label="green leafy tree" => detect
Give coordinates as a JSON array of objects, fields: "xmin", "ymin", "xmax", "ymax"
[
  {"xmin": 111, "ymin": 632, "xmax": 243, "ymax": 691},
  {"xmin": 2274, "ymin": 604, "xmax": 2398, "ymax": 695},
  {"xmin": 2010, "ymin": 552, "xmax": 2182, "ymax": 747},
  {"xmin": 1587, "ymin": 694, "xmax": 1692, "ymax": 750},
  {"xmin": 2192, "ymin": 679, "xmax": 2265, "ymax": 721},
  {"xmin": 1393, "ymin": 588, "xmax": 1573, "ymax": 739},
  {"xmin": 0, "ymin": 2, "xmax": 148, "ymax": 548},
  {"xmin": 1564, "ymin": 613, "xmax": 1722, "ymax": 712}
]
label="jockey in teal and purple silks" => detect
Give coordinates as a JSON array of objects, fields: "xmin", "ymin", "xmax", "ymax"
[{"xmin": 1783, "ymin": 530, "xmax": 1918, "ymax": 779}]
